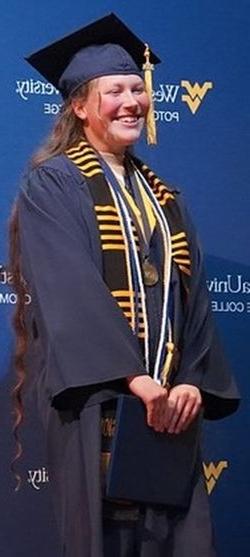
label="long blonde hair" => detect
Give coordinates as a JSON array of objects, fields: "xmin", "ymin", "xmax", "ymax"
[{"xmin": 32, "ymin": 81, "xmax": 93, "ymax": 166}]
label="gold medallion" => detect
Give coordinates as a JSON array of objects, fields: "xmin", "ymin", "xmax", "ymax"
[{"xmin": 142, "ymin": 259, "xmax": 159, "ymax": 286}]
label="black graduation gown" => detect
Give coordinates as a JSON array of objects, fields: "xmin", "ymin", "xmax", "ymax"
[{"xmin": 18, "ymin": 154, "xmax": 239, "ymax": 557}]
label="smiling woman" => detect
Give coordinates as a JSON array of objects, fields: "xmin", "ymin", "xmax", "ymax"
[
  {"xmin": 72, "ymin": 75, "xmax": 149, "ymax": 153},
  {"xmin": 9, "ymin": 12, "xmax": 239, "ymax": 557}
]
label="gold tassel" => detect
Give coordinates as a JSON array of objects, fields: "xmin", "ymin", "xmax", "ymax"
[
  {"xmin": 143, "ymin": 44, "xmax": 157, "ymax": 145},
  {"xmin": 161, "ymin": 341, "xmax": 175, "ymax": 389}
]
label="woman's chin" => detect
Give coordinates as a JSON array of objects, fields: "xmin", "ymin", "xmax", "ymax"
[{"xmin": 108, "ymin": 128, "xmax": 143, "ymax": 150}]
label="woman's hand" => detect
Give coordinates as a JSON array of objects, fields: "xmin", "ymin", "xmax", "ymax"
[
  {"xmin": 126, "ymin": 375, "xmax": 169, "ymax": 432},
  {"xmin": 164, "ymin": 384, "xmax": 202, "ymax": 434},
  {"xmin": 126, "ymin": 376, "xmax": 202, "ymax": 434}
]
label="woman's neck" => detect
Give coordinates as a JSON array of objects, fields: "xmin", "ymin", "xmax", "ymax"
[{"xmin": 99, "ymin": 151, "xmax": 126, "ymax": 174}]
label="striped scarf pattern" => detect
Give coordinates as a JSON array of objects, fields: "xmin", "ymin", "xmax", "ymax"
[{"xmin": 66, "ymin": 139, "xmax": 192, "ymax": 380}]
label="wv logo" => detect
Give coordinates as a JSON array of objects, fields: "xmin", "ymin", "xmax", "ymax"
[
  {"xmin": 203, "ymin": 461, "xmax": 228, "ymax": 495},
  {"xmin": 181, "ymin": 81, "xmax": 213, "ymax": 114}
]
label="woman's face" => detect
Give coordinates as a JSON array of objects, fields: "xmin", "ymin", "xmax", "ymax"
[{"xmin": 73, "ymin": 74, "xmax": 149, "ymax": 154}]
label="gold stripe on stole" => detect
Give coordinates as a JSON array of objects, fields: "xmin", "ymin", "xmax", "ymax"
[{"xmin": 171, "ymin": 231, "xmax": 191, "ymax": 275}]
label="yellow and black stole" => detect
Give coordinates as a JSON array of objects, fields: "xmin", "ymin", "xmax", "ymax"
[{"xmin": 65, "ymin": 139, "xmax": 192, "ymax": 382}]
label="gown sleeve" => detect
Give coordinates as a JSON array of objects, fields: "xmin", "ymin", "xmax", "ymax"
[
  {"xmin": 18, "ymin": 163, "xmax": 146, "ymax": 404},
  {"xmin": 172, "ymin": 195, "xmax": 240, "ymax": 419}
]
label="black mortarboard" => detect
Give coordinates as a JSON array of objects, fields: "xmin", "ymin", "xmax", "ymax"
[{"xmin": 25, "ymin": 13, "xmax": 160, "ymax": 100}]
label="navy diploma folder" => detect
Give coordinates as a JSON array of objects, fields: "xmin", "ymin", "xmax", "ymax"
[{"xmin": 106, "ymin": 395, "xmax": 202, "ymax": 508}]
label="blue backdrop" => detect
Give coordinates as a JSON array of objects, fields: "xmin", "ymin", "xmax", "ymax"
[{"xmin": 1, "ymin": 1, "xmax": 249, "ymax": 555}]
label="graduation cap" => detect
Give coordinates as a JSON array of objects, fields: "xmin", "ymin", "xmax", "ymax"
[{"xmin": 26, "ymin": 13, "xmax": 160, "ymax": 144}]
